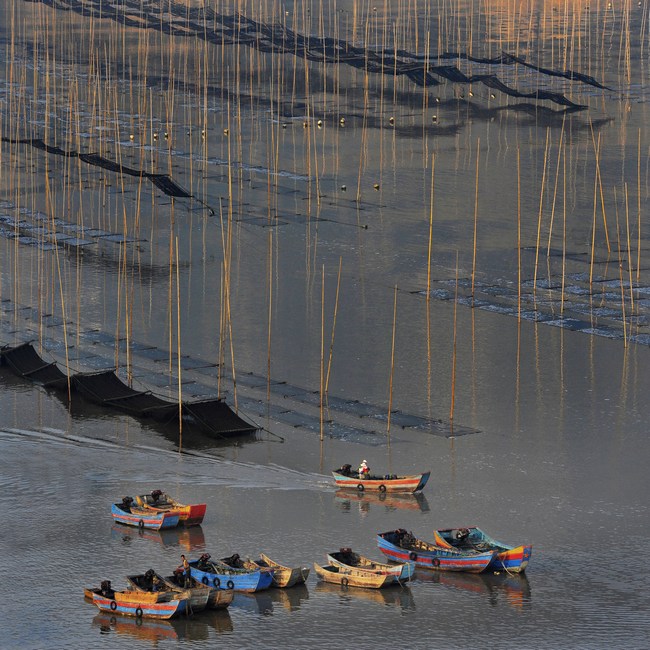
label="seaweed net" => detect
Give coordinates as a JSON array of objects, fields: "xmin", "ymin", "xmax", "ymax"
[
  {"xmin": 0, "ymin": 138, "xmax": 192, "ymax": 198},
  {"xmin": 0, "ymin": 343, "xmax": 256, "ymax": 437},
  {"xmin": 29, "ymin": 0, "xmax": 607, "ymax": 109}
]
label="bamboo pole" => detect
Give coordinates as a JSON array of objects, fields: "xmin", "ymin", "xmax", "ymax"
[
  {"xmin": 387, "ymin": 284, "xmax": 397, "ymax": 436},
  {"xmin": 325, "ymin": 257, "xmax": 342, "ymax": 397},
  {"xmin": 427, "ymin": 154, "xmax": 435, "ymax": 299},
  {"xmin": 517, "ymin": 147, "xmax": 521, "ymax": 321},
  {"xmin": 176, "ymin": 236, "xmax": 183, "ymax": 448},
  {"xmin": 471, "ymin": 138, "xmax": 479, "ymax": 304},
  {"xmin": 320, "ymin": 265, "xmax": 325, "ymax": 441},
  {"xmin": 450, "ymin": 252, "xmax": 459, "ymax": 426},
  {"xmin": 533, "ymin": 129, "xmax": 550, "ymax": 300}
]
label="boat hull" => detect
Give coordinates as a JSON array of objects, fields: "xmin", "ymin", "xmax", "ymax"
[
  {"xmin": 136, "ymin": 493, "xmax": 207, "ymax": 526},
  {"xmin": 433, "ymin": 527, "xmax": 532, "ymax": 573},
  {"xmin": 111, "ymin": 504, "xmax": 180, "ymax": 530},
  {"xmin": 256, "ymin": 554, "xmax": 310, "ymax": 588},
  {"xmin": 127, "ymin": 574, "xmax": 210, "ymax": 612},
  {"xmin": 377, "ymin": 530, "xmax": 496, "ymax": 573},
  {"xmin": 91, "ymin": 592, "xmax": 187, "ymax": 619},
  {"xmin": 332, "ymin": 471, "xmax": 429, "ymax": 493},
  {"xmin": 314, "ymin": 563, "xmax": 396, "ymax": 589},
  {"xmin": 492, "ymin": 546, "xmax": 532, "ymax": 573},
  {"xmin": 327, "ymin": 552, "xmax": 415, "ymax": 581},
  {"xmin": 189, "ymin": 562, "xmax": 272, "ymax": 593}
]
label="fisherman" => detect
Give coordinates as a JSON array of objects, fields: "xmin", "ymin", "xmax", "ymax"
[
  {"xmin": 100, "ymin": 580, "xmax": 114, "ymax": 598},
  {"xmin": 358, "ymin": 459, "xmax": 369, "ymax": 479},
  {"xmin": 180, "ymin": 554, "xmax": 191, "ymax": 587},
  {"xmin": 337, "ymin": 463, "xmax": 352, "ymax": 477}
]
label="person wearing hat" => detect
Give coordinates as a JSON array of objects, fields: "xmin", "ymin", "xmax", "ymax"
[{"xmin": 358, "ymin": 459, "xmax": 369, "ymax": 479}]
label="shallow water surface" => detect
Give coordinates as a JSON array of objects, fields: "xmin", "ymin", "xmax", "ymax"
[{"xmin": 1, "ymin": 0, "xmax": 650, "ymax": 648}]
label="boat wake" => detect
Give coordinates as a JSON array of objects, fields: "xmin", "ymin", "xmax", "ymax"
[{"xmin": 0, "ymin": 426, "xmax": 332, "ymax": 492}]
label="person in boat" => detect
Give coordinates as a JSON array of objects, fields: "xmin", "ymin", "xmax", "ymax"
[
  {"xmin": 455, "ymin": 528, "xmax": 470, "ymax": 542},
  {"xmin": 197, "ymin": 553, "xmax": 212, "ymax": 571},
  {"xmin": 180, "ymin": 554, "xmax": 191, "ymax": 587},
  {"xmin": 337, "ymin": 463, "xmax": 352, "ymax": 477},
  {"xmin": 121, "ymin": 496, "xmax": 134, "ymax": 512},
  {"xmin": 100, "ymin": 580, "xmax": 114, "ymax": 598},
  {"xmin": 144, "ymin": 568, "xmax": 162, "ymax": 592},
  {"xmin": 358, "ymin": 459, "xmax": 369, "ymax": 479},
  {"xmin": 150, "ymin": 489, "xmax": 164, "ymax": 504}
]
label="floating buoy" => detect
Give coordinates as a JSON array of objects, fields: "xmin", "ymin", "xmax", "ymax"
[
  {"xmin": 431, "ymin": 115, "xmax": 437, "ymax": 123},
  {"xmin": 341, "ymin": 185, "xmax": 347, "ymax": 191},
  {"xmin": 129, "ymin": 134, "xmax": 134, "ymax": 141},
  {"xmin": 389, "ymin": 116, "xmax": 395, "ymax": 125},
  {"xmin": 373, "ymin": 183, "xmax": 380, "ymax": 190},
  {"xmin": 223, "ymin": 128, "xmax": 229, "ymax": 135},
  {"xmin": 339, "ymin": 117, "xmax": 346, "ymax": 125}
]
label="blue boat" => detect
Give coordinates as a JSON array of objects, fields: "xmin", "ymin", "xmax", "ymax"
[
  {"xmin": 189, "ymin": 553, "xmax": 273, "ymax": 593},
  {"xmin": 433, "ymin": 527, "xmax": 532, "ymax": 573},
  {"xmin": 377, "ymin": 529, "xmax": 496, "ymax": 573},
  {"xmin": 111, "ymin": 498, "xmax": 180, "ymax": 530}
]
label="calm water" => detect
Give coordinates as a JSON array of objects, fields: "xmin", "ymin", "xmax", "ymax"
[{"xmin": 1, "ymin": 1, "xmax": 650, "ymax": 648}]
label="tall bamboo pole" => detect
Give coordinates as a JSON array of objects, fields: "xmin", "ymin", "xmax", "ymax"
[{"xmin": 387, "ymin": 284, "xmax": 398, "ymax": 435}]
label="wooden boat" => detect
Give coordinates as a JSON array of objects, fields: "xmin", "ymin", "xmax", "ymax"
[
  {"xmin": 432, "ymin": 527, "xmax": 532, "ymax": 573},
  {"xmin": 164, "ymin": 571, "xmax": 234, "ymax": 609},
  {"xmin": 135, "ymin": 489, "xmax": 206, "ymax": 526},
  {"xmin": 127, "ymin": 570, "xmax": 210, "ymax": 612},
  {"xmin": 86, "ymin": 582, "xmax": 188, "ymax": 619},
  {"xmin": 189, "ymin": 553, "xmax": 273, "ymax": 593},
  {"xmin": 111, "ymin": 497, "xmax": 180, "ymax": 530},
  {"xmin": 242, "ymin": 553, "xmax": 310, "ymax": 588},
  {"xmin": 313, "ymin": 562, "xmax": 396, "ymax": 589},
  {"xmin": 377, "ymin": 529, "xmax": 497, "ymax": 573},
  {"xmin": 332, "ymin": 465, "xmax": 430, "ymax": 493},
  {"xmin": 327, "ymin": 547, "xmax": 415, "ymax": 582}
]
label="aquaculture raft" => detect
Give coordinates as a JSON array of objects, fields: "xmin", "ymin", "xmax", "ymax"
[{"xmin": 0, "ymin": 343, "xmax": 257, "ymax": 438}]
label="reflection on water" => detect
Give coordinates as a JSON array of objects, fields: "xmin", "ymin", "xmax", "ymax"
[
  {"xmin": 199, "ymin": 609, "xmax": 235, "ymax": 634},
  {"xmin": 110, "ymin": 523, "xmax": 206, "ymax": 552},
  {"xmin": 314, "ymin": 582, "xmax": 416, "ymax": 611},
  {"xmin": 93, "ymin": 612, "xmax": 184, "ymax": 643},
  {"xmin": 233, "ymin": 592, "xmax": 274, "ymax": 616},
  {"xmin": 92, "ymin": 609, "xmax": 234, "ymax": 642},
  {"xmin": 266, "ymin": 584, "xmax": 310, "ymax": 612},
  {"xmin": 334, "ymin": 489, "xmax": 430, "ymax": 513},
  {"xmin": 415, "ymin": 570, "xmax": 532, "ymax": 610}
]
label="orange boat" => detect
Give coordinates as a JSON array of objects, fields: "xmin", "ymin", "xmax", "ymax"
[
  {"xmin": 136, "ymin": 490, "xmax": 206, "ymax": 526},
  {"xmin": 332, "ymin": 466, "xmax": 430, "ymax": 493}
]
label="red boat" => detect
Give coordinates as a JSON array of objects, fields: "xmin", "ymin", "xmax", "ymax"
[
  {"xmin": 135, "ymin": 490, "xmax": 206, "ymax": 526},
  {"xmin": 332, "ymin": 466, "xmax": 430, "ymax": 493}
]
